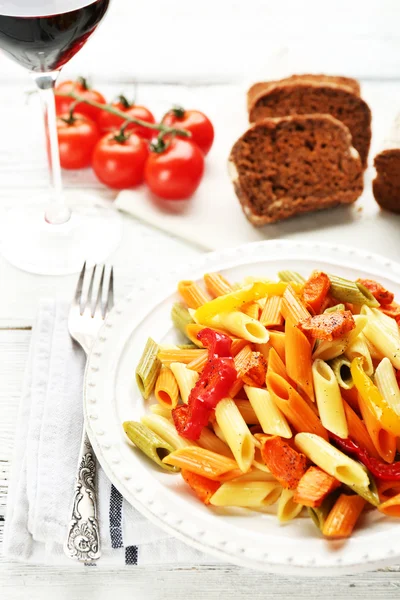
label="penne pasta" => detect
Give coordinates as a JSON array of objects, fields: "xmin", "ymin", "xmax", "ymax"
[
  {"xmin": 241, "ymin": 301, "xmax": 260, "ymax": 320},
  {"xmin": 329, "ymin": 356, "xmax": 353, "ymax": 389},
  {"xmin": 154, "ymin": 367, "xmax": 180, "ymax": 409},
  {"xmin": 136, "ymin": 337, "xmax": 161, "ymax": 400},
  {"xmin": 268, "ymin": 331, "xmax": 286, "ymax": 363},
  {"xmin": 345, "ymin": 333, "xmax": 374, "ymax": 377},
  {"xmin": 328, "ymin": 274, "xmax": 379, "ymax": 307},
  {"xmin": 312, "ymin": 359, "xmax": 348, "ymax": 438},
  {"xmin": 169, "ymin": 362, "xmax": 199, "ymax": 404},
  {"xmin": 277, "ymin": 489, "xmax": 303, "ymax": 523},
  {"xmin": 361, "ymin": 306, "xmax": 400, "ymax": 369},
  {"xmin": 375, "ymin": 357, "xmax": 400, "ymax": 415},
  {"xmin": 294, "ymin": 466, "xmax": 340, "ymax": 508},
  {"xmin": 244, "ymin": 385, "xmax": 292, "ymax": 438},
  {"xmin": 378, "ymin": 493, "xmax": 400, "ymax": 518},
  {"xmin": 171, "ymin": 302, "xmax": 194, "ymax": 335},
  {"xmin": 234, "ymin": 399, "xmax": 259, "ymax": 425},
  {"xmin": 260, "ymin": 296, "xmax": 284, "ymax": 328},
  {"xmin": 149, "ymin": 403, "xmax": 172, "ymax": 419},
  {"xmin": 281, "ymin": 285, "xmax": 310, "ymax": 325},
  {"xmin": 231, "ymin": 470, "xmax": 276, "ymax": 483},
  {"xmin": 181, "ymin": 470, "xmax": 221, "ymax": 505},
  {"xmin": 342, "ymin": 400, "xmax": 380, "ymax": 458},
  {"xmin": 215, "ymin": 398, "xmax": 255, "ymax": 472},
  {"xmin": 308, "ymin": 494, "xmax": 339, "ymax": 532},
  {"xmin": 186, "ymin": 351, "xmax": 209, "ymax": 373},
  {"xmin": 197, "ymin": 427, "xmax": 233, "ymax": 458},
  {"xmin": 216, "ymin": 311, "xmax": 269, "ymax": 344},
  {"xmin": 141, "ymin": 414, "xmax": 197, "ymax": 450},
  {"xmin": 357, "ymin": 391, "xmax": 396, "ymax": 463},
  {"xmin": 209, "ymin": 481, "xmax": 282, "ymax": 508},
  {"xmin": 177, "ymin": 280, "xmax": 210, "ymax": 309},
  {"xmin": 322, "ymin": 493, "xmax": 366, "ymax": 538},
  {"xmin": 162, "ymin": 447, "xmax": 239, "ymax": 480},
  {"xmin": 204, "ymin": 272, "xmax": 233, "ymax": 297},
  {"xmin": 123, "ymin": 421, "xmax": 178, "ymax": 471},
  {"xmin": 157, "ymin": 347, "xmax": 206, "ymax": 367},
  {"xmin": 312, "ymin": 315, "xmax": 367, "ymax": 361},
  {"xmin": 278, "ymin": 270, "xmax": 306, "ymax": 284},
  {"xmin": 267, "ymin": 347, "xmax": 288, "ymax": 381},
  {"xmin": 295, "ymin": 433, "xmax": 370, "ymax": 492},
  {"xmin": 324, "ymin": 303, "xmax": 345, "ymax": 313},
  {"xmin": 285, "ymin": 317, "xmax": 314, "ymax": 402}
]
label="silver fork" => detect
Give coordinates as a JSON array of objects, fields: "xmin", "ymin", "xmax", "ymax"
[{"xmin": 64, "ymin": 262, "xmax": 114, "ymax": 563}]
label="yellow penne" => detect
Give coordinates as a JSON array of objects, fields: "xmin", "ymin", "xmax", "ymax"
[
  {"xmin": 312, "ymin": 359, "xmax": 348, "ymax": 438},
  {"xmin": 295, "ymin": 433, "xmax": 370, "ymax": 491},
  {"xmin": 215, "ymin": 398, "xmax": 255, "ymax": 472},
  {"xmin": 212, "ymin": 421, "xmax": 228, "ymax": 444},
  {"xmin": 141, "ymin": 414, "xmax": 197, "ymax": 450},
  {"xmin": 157, "ymin": 347, "xmax": 206, "ymax": 367},
  {"xmin": 197, "ymin": 427, "xmax": 233, "ymax": 458},
  {"xmin": 345, "ymin": 333, "xmax": 373, "ymax": 377},
  {"xmin": 149, "ymin": 403, "xmax": 172, "ymax": 419},
  {"xmin": 169, "ymin": 362, "xmax": 199, "ymax": 404},
  {"xmin": 209, "ymin": 481, "xmax": 282, "ymax": 507},
  {"xmin": 260, "ymin": 296, "xmax": 284, "ymax": 328},
  {"xmin": 204, "ymin": 272, "xmax": 233, "ymax": 297},
  {"xmin": 277, "ymin": 488, "xmax": 303, "ymax": 523},
  {"xmin": 215, "ymin": 311, "xmax": 269, "ymax": 344},
  {"xmin": 361, "ymin": 306, "xmax": 400, "ymax": 369},
  {"xmin": 231, "ymin": 470, "xmax": 276, "ymax": 483},
  {"xmin": 154, "ymin": 367, "xmax": 179, "ymax": 409},
  {"xmin": 375, "ymin": 357, "xmax": 400, "ymax": 415},
  {"xmin": 162, "ymin": 447, "xmax": 239, "ymax": 480},
  {"xmin": 177, "ymin": 280, "xmax": 210, "ymax": 309},
  {"xmin": 244, "ymin": 385, "xmax": 292, "ymax": 438}
]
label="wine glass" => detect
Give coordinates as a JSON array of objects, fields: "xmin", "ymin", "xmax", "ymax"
[{"xmin": 0, "ymin": 0, "xmax": 122, "ymax": 274}]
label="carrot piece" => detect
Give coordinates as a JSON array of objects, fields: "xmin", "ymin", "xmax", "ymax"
[
  {"xmin": 379, "ymin": 301, "xmax": 400, "ymax": 324},
  {"xmin": 302, "ymin": 271, "xmax": 331, "ymax": 314},
  {"xmin": 357, "ymin": 279, "xmax": 394, "ymax": 306},
  {"xmin": 342, "ymin": 400, "xmax": 380, "ymax": 458},
  {"xmin": 204, "ymin": 272, "xmax": 233, "ymax": 298},
  {"xmin": 293, "ymin": 466, "xmax": 340, "ymax": 507},
  {"xmin": 241, "ymin": 352, "xmax": 268, "ymax": 387},
  {"xmin": 322, "ymin": 494, "xmax": 366, "ymax": 538},
  {"xmin": 298, "ymin": 311, "xmax": 355, "ymax": 341},
  {"xmin": 181, "ymin": 469, "xmax": 221, "ymax": 505},
  {"xmin": 260, "ymin": 435, "xmax": 308, "ymax": 489}
]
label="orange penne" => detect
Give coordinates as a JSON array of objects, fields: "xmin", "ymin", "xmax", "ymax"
[
  {"xmin": 358, "ymin": 392, "xmax": 396, "ymax": 463},
  {"xmin": 285, "ymin": 317, "xmax": 314, "ymax": 402},
  {"xmin": 281, "ymin": 285, "xmax": 310, "ymax": 325},
  {"xmin": 157, "ymin": 347, "xmax": 206, "ymax": 367},
  {"xmin": 269, "ymin": 331, "xmax": 286, "ymax": 363},
  {"xmin": 241, "ymin": 301, "xmax": 260, "ymax": 320},
  {"xmin": 181, "ymin": 470, "xmax": 221, "ymax": 505},
  {"xmin": 229, "ymin": 345, "xmax": 253, "ymax": 397},
  {"xmin": 267, "ymin": 347, "xmax": 288, "ymax": 381},
  {"xmin": 154, "ymin": 367, "xmax": 180, "ymax": 409},
  {"xmin": 186, "ymin": 352, "xmax": 209, "ymax": 373},
  {"xmin": 162, "ymin": 447, "xmax": 238, "ymax": 480},
  {"xmin": 342, "ymin": 400, "xmax": 380, "ymax": 458},
  {"xmin": 204, "ymin": 272, "xmax": 233, "ymax": 297},
  {"xmin": 379, "ymin": 493, "xmax": 400, "ymax": 518},
  {"xmin": 231, "ymin": 338, "xmax": 249, "ymax": 356},
  {"xmin": 266, "ymin": 372, "xmax": 328, "ymax": 440},
  {"xmin": 259, "ymin": 435, "xmax": 307, "ymax": 489},
  {"xmin": 293, "ymin": 466, "xmax": 340, "ymax": 507},
  {"xmin": 235, "ymin": 399, "xmax": 259, "ymax": 425},
  {"xmin": 341, "ymin": 386, "xmax": 360, "ymax": 414},
  {"xmin": 322, "ymin": 494, "xmax": 366, "ymax": 538},
  {"xmin": 178, "ymin": 280, "xmax": 210, "ymax": 309},
  {"xmin": 260, "ymin": 296, "xmax": 284, "ymax": 328},
  {"xmin": 377, "ymin": 480, "xmax": 400, "ymax": 503}
]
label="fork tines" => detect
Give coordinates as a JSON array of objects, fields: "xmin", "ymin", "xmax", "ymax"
[{"xmin": 75, "ymin": 262, "xmax": 114, "ymax": 318}]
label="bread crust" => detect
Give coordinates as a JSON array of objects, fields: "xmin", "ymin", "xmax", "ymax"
[{"xmin": 373, "ymin": 149, "xmax": 400, "ymax": 214}]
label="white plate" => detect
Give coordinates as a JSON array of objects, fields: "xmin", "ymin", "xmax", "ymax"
[{"xmin": 84, "ymin": 240, "xmax": 400, "ymax": 576}]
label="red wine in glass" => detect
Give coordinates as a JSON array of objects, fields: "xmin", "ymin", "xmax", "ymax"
[{"xmin": 0, "ymin": 1, "xmax": 121, "ymax": 275}]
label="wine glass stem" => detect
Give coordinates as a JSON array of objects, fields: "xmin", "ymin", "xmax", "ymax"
[{"xmin": 33, "ymin": 71, "xmax": 71, "ymax": 225}]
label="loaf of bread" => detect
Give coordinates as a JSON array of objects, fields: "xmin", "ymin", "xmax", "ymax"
[
  {"xmin": 248, "ymin": 78, "xmax": 371, "ymax": 167},
  {"xmin": 247, "ymin": 74, "xmax": 360, "ymax": 111},
  {"xmin": 373, "ymin": 114, "xmax": 400, "ymax": 214},
  {"xmin": 229, "ymin": 114, "xmax": 363, "ymax": 226}
]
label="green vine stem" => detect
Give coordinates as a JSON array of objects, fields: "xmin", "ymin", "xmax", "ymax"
[{"xmin": 55, "ymin": 90, "xmax": 191, "ymax": 140}]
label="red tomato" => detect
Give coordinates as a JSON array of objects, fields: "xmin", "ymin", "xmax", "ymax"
[
  {"xmin": 92, "ymin": 133, "xmax": 149, "ymax": 189},
  {"xmin": 55, "ymin": 78, "xmax": 106, "ymax": 122},
  {"xmin": 145, "ymin": 138, "xmax": 204, "ymax": 200},
  {"xmin": 162, "ymin": 108, "xmax": 214, "ymax": 155},
  {"xmin": 98, "ymin": 98, "xmax": 156, "ymax": 139},
  {"xmin": 57, "ymin": 113, "xmax": 100, "ymax": 170}
]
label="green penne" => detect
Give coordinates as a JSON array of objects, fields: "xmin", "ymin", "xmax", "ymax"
[
  {"xmin": 329, "ymin": 356, "xmax": 354, "ymax": 389},
  {"xmin": 347, "ymin": 469, "xmax": 380, "ymax": 506},
  {"xmin": 307, "ymin": 492, "xmax": 339, "ymax": 531},
  {"xmin": 136, "ymin": 337, "xmax": 161, "ymax": 399},
  {"xmin": 324, "ymin": 303, "xmax": 345, "ymax": 313},
  {"xmin": 328, "ymin": 275, "xmax": 379, "ymax": 307},
  {"xmin": 171, "ymin": 302, "xmax": 194, "ymax": 335},
  {"xmin": 278, "ymin": 270, "xmax": 306, "ymax": 284},
  {"xmin": 123, "ymin": 421, "xmax": 178, "ymax": 472}
]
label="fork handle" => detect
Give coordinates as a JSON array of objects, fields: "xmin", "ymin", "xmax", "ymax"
[{"xmin": 64, "ymin": 430, "xmax": 101, "ymax": 562}]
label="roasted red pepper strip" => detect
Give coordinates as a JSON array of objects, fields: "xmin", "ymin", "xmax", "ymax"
[
  {"xmin": 331, "ymin": 433, "xmax": 400, "ymax": 481},
  {"xmin": 172, "ymin": 328, "xmax": 237, "ymax": 440}
]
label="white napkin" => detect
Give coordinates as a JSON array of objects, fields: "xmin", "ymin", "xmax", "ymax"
[{"xmin": 3, "ymin": 300, "xmax": 216, "ymax": 566}]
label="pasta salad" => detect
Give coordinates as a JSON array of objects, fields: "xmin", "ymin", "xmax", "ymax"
[{"xmin": 125, "ymin": 270, "xmax": 400, "ymax": 539}]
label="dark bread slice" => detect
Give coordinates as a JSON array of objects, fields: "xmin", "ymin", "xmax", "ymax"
[
  {"xmin": 247, "ymin": 74, "xmax": 360, "ymax": 111},
  {"xmin": 373, "ymin": 150, "xmax": 400, "ymax": 213},
  {"xmin": 229, "ymin": 114, "xmax": 363, "ymax": 226},
  {"xmin": 248, "ymin": 81, "xmax": 371, "ymax": 167}
]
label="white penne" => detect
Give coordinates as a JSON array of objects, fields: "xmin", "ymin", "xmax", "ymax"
[
  {"xmin": 244, "ymin": 385, "xmax": 292, "ymax": 439},
  {"xmin": 277, "ymin": 488, "xmax": 303, "ymax": 523},
  {"xmin": 215, "ymin": 398, "xmax": 255, "ymax": 472},
  {"xmin": 230, "ymin": 470, "xmax": 277, "ymax": 483},
  {"xmin": 149, "ymin": 403, "xmax": 172, "ymax": 419},
  {"xmin": 364, "ymin": 336, "xmax": 385, "ymax": 361},
  {"xmin": 345, "ymin": 333, "xmax": 374, "ymax": 377},
  {"xmin": 209, "ymin": 481, "xmax": 282, "ymax": 507},
  {"xmin": 375, "ymin": 357, "xmax": 400, "ymax": 415},
  {"xmin": 312, "ymin": 315, "xmax": 368, "ymax": 361},
  {"xmin": 214, "ymin": 311, "xmax": 270, "ymax": 344},
  {"xmin": 329, "ymin": 356, "xmax": 353, "ymax": 390},
  {"xmin": 141, "ymin": 414, "xmax": 197, "ymax": 450},
  {"xmin": 295, "ymin": 433, "xmax": 370, "ymax": 491},
  {"xmin": 169, "ymin": 362, "xmax": 199, "ymax": 404},
  {"xmin": 361, "ymin": 306, "xmax": 400, "ymax": 369},
  {"xmin": 197, "ymin": 427, "xmax": 233, "ymax": 458},
  {"xmin": 312, "ymin": 359, "xmax": 348, "ymax": 438}
]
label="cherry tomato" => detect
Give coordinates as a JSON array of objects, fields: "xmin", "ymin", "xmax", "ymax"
[
  {"xmin": 98, "ymin": 97, "xmax": 156, "ymax": 139},
  {"xmin": 92, "ymin": 133, "xmax": 149, "ymax": 189},
  {"xmin": 162, "ymin": 108, "xmax": 214, "ymax": 155},
  {"xmin": 145, "ymin": 138, "xmax": 204, "ymax": 200},
  {"xmin": 57, "ymin": 113, "xmax": 100, "ymax": 170},
  {"xmin": 55, "ymin": 78, "xmax": 106, "ymax": 122}
]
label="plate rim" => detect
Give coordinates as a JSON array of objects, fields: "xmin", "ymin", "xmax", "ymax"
[{"xmin": 84, "ymin": 239, "xmax": 400, "ymax": 575}]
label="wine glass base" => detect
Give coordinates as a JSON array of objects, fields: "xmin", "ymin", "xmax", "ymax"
[{"xmin": 1, "ymin": 201, "xmax": 123, "ymax": 275}]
